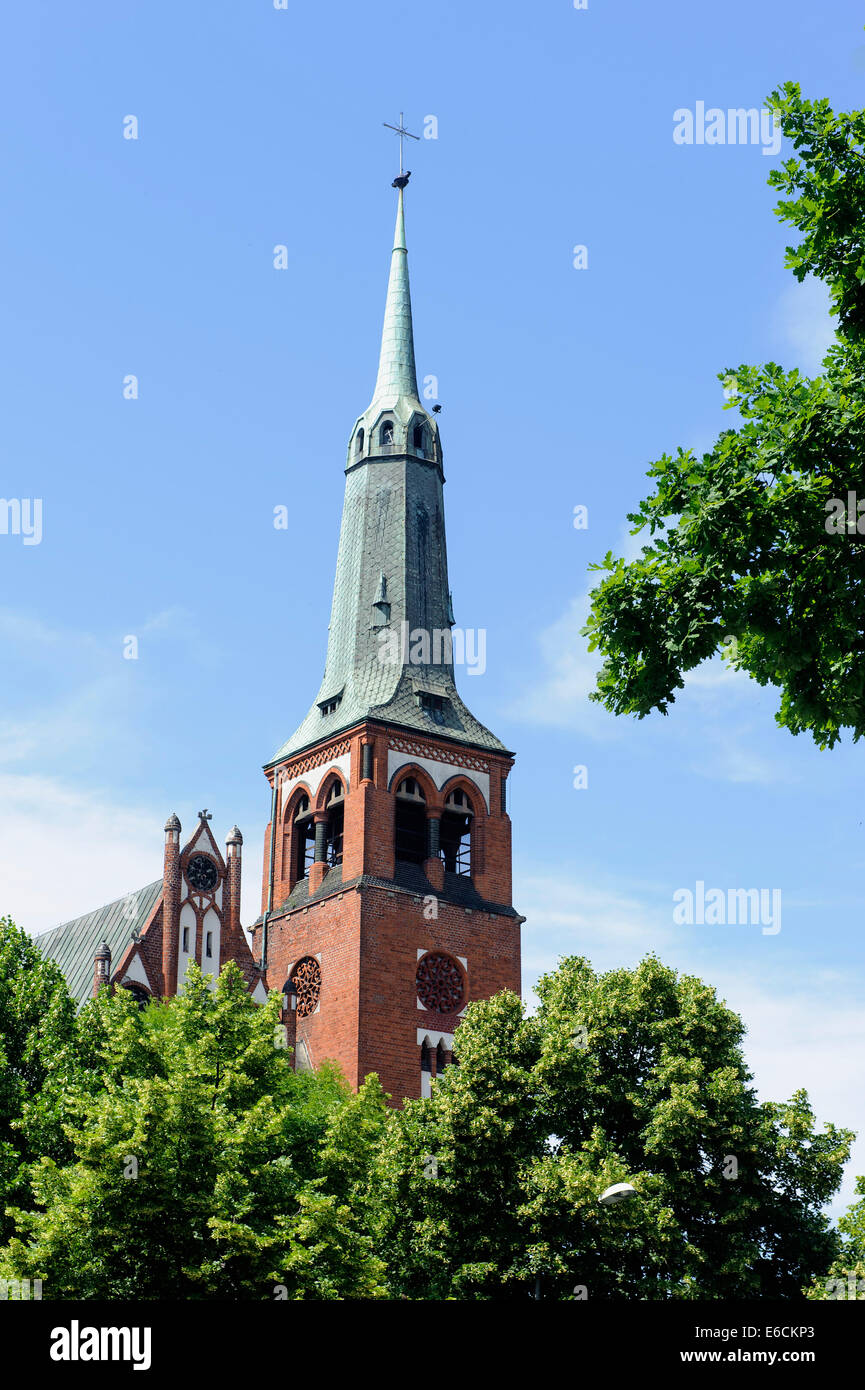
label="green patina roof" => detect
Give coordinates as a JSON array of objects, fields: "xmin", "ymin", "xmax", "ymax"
[
  {"xmin": 34, "ymin": 880, "xmax": 162, "ymax": 1006},
  {"xmin": 271, "ymin": 182, "xmax": 508, "ymax": 765},
  {"xmin": 372, "ymin": 186, "xmax": 418, "ymax": 401}
]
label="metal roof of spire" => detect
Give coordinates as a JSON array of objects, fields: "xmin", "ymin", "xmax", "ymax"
[
  {"xmin": 371, "ymin": 183, "xmax": 419, "ymax": 404},
  {"xmin": 268, "ymin": 168, "xmax": 509, "ymax": 766}
]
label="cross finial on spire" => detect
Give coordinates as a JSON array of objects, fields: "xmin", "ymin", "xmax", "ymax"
[
  {"xmin": 383, "ymin": 111, "xmax": 419, "ymax": 183},
  {"xmin": 198, "ymin": 809, "xmax": 212, "ymax": 822}
]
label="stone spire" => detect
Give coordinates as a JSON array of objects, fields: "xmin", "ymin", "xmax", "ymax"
[{"xmin": 269, "ymin": 178, "xmax": 507, "ymax": 767}]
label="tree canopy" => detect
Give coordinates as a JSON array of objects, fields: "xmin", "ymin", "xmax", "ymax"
[
  {"xmin": 0, "ymin": 928, "xmax": 854, "ymax": 1300},
  {"xmin": 584, "ymin": 84, "xmax": 865, "ymax": 748},
  {"xmin": 807, "ymin": 1175, "xmax": 865, "ymax": 1299},
  {"xmin": 372, "ymin": 956, "xmax": 852, "ymax": 1300},
  {"xmin": 0, "ymin": 916, "xmax": 79, "ymax": 1247},
  {"xmin": 0, "ymin": 957, "xmax": 387, "ymax": 1300}
]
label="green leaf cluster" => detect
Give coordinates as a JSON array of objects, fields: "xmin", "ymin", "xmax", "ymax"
[
  {"xmin": 371, "ymin": 956, "xmax": 852, "ymax": 1300},
  {"xmin": 584, "ymin": 84, "xmax": 865, "ymax": 748}
]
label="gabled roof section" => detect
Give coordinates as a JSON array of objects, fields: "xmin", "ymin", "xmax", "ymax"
[{"xmin": 34, "ymin": 880, "xmax": 162, "ymax": 1007}]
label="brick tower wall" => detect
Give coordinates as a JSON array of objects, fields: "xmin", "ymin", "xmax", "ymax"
[{"xmin": 254, "ymin": 721, "xmax": 521, "ymax": 1104}]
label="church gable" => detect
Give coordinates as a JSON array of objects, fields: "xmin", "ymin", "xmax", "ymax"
[{"xmin": 36, "ymin": 811, "xmax": 263, "ymax": 1006}]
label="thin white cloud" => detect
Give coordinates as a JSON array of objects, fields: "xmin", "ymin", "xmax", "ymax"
[
  {"xmin": 519, "ymin": 868, "xmax": 673, "ymax": 968},
  {"xmin": 0, "ymin": 606, "xmax": 256, "ymax": 936},
  {"xmin": 0, "ymin": 774, "xmax": 162, "ymax": 935},
  {"xmin": 0, "ymin": 771, "xmax": 263, "ymax": 945},
  {"xmin": 507, "ymin": 592, "xmax": 610, "ymax": 732},
  {"xmin": 688, "ymin": 725, "xmax": 793, "ymax": 786}
]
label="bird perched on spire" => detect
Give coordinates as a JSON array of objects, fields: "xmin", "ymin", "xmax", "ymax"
[{"xmin": 392, "ymin": 170, "xmax": 411, "ymax": 189}]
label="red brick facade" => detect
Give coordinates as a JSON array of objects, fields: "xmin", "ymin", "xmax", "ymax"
[{"xmin": 252, "ymin": 722, "xmax": 522, "ymax": 1103}]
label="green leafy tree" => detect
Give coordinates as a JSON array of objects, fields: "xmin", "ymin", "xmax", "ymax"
[
  {"xmin": 373, "ymin": 956, "xmax": 852, "ymax": 1300},
  {"xmin": 770, "ymin": 83, "xmax": 865, "ymax": 342},
  {"xmin": 806, "ymin": 1175, "xmax": 865, "ymax": 1299},
  {"xmin": 275, "ymin": 1076, "xmax": 390, "ymax": 1300},
  {"xmin": 584, "ymin": 84, "xmax": 865, "ymax": 748},
  {"xmin": 0, "ymin": 916, "xmax": 79, "ymax": 1245},
  {"xmin": 0, "ymin": 963, "xmax": 386, "ymax": 1299}
]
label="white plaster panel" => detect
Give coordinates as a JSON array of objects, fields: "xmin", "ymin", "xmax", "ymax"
[
  {"xmin": 121, "ymin": 953, "xmax": 150, "ymax": 989},
  {"xmin": 178, "ymin": 903, "xmax": 197, "ymax": 991},
  {"xmin": 202, "ymin": 906, "xmax": 220, "ymax": 989},
  {"xmin": 278, "ymin": 754, "xmax": 351, "ymax": 809},
  {"xmin": 387, "ymin": 751, "xmax": 490, "ymax": 810},
  {"xmin": 417, "ymin": 1028, "xmax": 455, "ymax": 1049},
  {"xmin": 186, "ymin": 821, "xmax": 221, "ymax": 858}
]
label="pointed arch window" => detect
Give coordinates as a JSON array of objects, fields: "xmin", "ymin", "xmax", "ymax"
[
  {"xmin": 379, "ymin": 419, "xmax": 394, "ymax": 447},
  {"xmin": 413, "ymin": 423, "xmax": 427, "ymax": 457},
  {"xmin": 436, "ymin": 1040, "xmax": 447, "ymax": 1076},
  {"xmin": 420, "ymin": 1037, "xmax": 432, "ymax": 1098},
  {"xmin": 441, "ymin": 788, "xmax": 473, "ymax": 876},
  {"xmin": 395, "ymin": 775, "xmax": 427, "ymax": 865},
  {"xmin": 355, "ymin": 428, "xmax": 364, "ymax": 456},
  {"xmin": 325, "ymin": 780, "xmax": 344, "ymax": 866},
  {"xmin": 294, "ymin": 795, "xmax": 315, "ymax": 880}
]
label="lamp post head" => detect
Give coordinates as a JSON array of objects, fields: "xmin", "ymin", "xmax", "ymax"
[{"xmin": 599, "ymin": 1182, "xmax": 638, "ymax": 1206}]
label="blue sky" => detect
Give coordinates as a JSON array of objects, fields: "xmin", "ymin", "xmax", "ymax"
[{"xmin": 1, "ymin": 1, "xmax": 864, "ymax": 1213}]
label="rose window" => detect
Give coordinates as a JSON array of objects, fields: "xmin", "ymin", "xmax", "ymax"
[
  {"xmin": 291, "ymin": 957, "xmax": 322, "ymax": 1017},
  {"xmin": 416, "ymin": 952, "xmax": 464, "ymax": 1013}
]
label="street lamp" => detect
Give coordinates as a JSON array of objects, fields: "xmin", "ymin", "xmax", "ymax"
[
  {"xmin": 533, "ymin": 1179, "xmax": 639, "ymax": 1298},
  {"xmin": 598, "ymin": 1182, "xmax": 638, "ymax": 1206}
]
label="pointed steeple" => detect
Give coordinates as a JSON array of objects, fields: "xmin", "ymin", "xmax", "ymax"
[
  {"xmin": 371, "ymin": 186, "xmax": 419, "ymax": 404},
  {"xmin": 269, "ymin": 176, "xmax": 507, "ymax": 766}
]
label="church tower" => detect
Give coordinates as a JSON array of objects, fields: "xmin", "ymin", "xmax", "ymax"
[{"xmin": 253, "ymin": 173, "xmax": 522, "ymax": 1102}]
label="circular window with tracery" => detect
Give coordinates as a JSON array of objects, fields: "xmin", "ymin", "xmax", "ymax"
[
  {"xmin": 416, "ymin": 952, "xmax": 464, "ymax": 1013},
  {"xmin": 291, "ymin": 956, "xmax": 322, "ymax": 1017}
]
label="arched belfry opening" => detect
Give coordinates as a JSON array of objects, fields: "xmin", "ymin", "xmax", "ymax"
[
  {"xmin": 294, "ymin": 794, "xmax": 315, "ymax": 881},
  {"xmin": 440, "ymin": 787, "xmax": 473, "ymax": 876},
  {"xmin": 394, "ymin": 776, "xmax": 427, "ymax": 865},
  {"xmin": 325, "ymin": 780, "xmax": 344, "ymax": 867}
]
